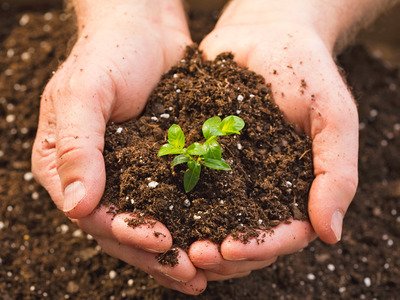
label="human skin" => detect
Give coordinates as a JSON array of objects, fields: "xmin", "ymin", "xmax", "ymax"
[
  {"xmin": 32, "ymin": 0, "xmax": 398, "ymax": 294},
  {"xmin": 31, "ymin": 0, "xmax": 207, "ymax": 295},
  {"xmin": 188, "ymin": 0, "xmax": 397, "ymax": 280}
]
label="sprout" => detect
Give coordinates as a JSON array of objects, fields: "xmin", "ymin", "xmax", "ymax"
[{"xmin": 158, "ymin": 115, "xmax": 245, "ymax": 192}]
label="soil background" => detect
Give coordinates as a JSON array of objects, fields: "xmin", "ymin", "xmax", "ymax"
[{"xmin": 0, "ymin": 1, "xmax": 399, "ymax": 299}]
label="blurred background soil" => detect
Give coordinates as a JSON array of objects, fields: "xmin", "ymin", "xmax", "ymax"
[{"xmin": 0, "ymin": 0, "xmax": 399, "ymax": 299}]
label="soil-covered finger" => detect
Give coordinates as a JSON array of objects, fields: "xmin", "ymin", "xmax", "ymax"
[
  {"xmin": 221, "ymin": 220, "xmax": 315, "ymax": 261},
  {"xmin": 154, "ymin": 248, "xmax": 197, "ymax": 282},
  {"xmin": 97, "ymin": 239, "xmax": 196, "ymax": 283},
  {"xmin": 153, "ymin": 270, "xmax": 207, "ymax": 295},
  {"xmin": 77, "ymin": 207, "xmax": 173, "ymax": 251},
  {"xmin": 112, "ymin": 213, "xmax": 172, "ymax": 252},
  {"xmin": 76, "ymin": 206, "xmax": 115, "ymax": 238}
]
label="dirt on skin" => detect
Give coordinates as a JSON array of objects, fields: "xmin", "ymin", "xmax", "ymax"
[
  {"xmin": 0, "ymin": 1, "xmax": 399, "ymax": 299},
  {"xmin": 102, "ymin": 46, "xmax": 313, "ymax": 258}
]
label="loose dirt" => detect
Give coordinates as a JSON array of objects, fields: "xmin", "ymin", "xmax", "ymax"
[
  {"xmin": 0, "ymin": 2, "xmax": 398, "ymax": 299},
  {"xmin": 102, "ymin": 47, "xmax": 313, "ymax": 259}
]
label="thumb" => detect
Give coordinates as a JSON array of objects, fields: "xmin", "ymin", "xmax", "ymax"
[
  {"xmin": 307, "ymin": 87, "xmax": 359, "ymax": 244},
  {"xmin": 52, "ymin": 68, "xmax": 114, "ymax": 219}
]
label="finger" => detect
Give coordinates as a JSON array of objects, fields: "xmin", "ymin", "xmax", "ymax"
[
  {"xmin": 33, "ymin": 68, "xmax": 113, "ymax": 219},
  {"xmin": 75, "ymin": 206, "xmax": 113, "ymax": 237},
  {"xmin": 189, "ymin": 240, "xmax": 276, "ymax": 275},
  {"xmin": 111, "ymin": 212, "xmax": 173, "ymax": 252},
  {"xmin": 205, "ymin": 270, "xmax": 251, "ymax": 281},
  {"xmin": 97, "ymin": 238, "xmax": 196, "ymax": 282},
  {"xmin": 221, "ymin": 220, "xmax": 315, "ymax": 261},
  {"xmin": 32, "ymin": 84, "xmax": 63, "ymax": 207},
  {"xmin": 77, "ymin": 206, "xmax": 172, "ymax": 252},
  {"xmin": 153, "ymin": 270, "xmax": 207, "ymax": 295},
  {"xmin": 307, "ymin": 88, "xmax": 358, "ymax": 243},
  {"xmin": 49, "ymin": 66, "xmax": 117, "ymax": 219}
]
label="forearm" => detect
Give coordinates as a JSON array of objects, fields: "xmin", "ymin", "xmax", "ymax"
[{"xmin": 218, "ymin": 0, "xmax": 398, "ymax": 53}]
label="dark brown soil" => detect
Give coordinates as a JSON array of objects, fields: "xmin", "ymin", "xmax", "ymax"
[
  {"xmin": 102, "ymin": 47, "xmax": 313, "ymax": 255},
  {"xmin": 0, "ymin": 1, "xmax": 399, "ymax": 299}
]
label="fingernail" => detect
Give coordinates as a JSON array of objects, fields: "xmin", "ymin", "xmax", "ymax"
[
  {"xmin": 63, "ymin": 181, "xmax": 86, "ymax": 212},
  {"xmin": 330, "ymin": 210, "xmax": 343, "ymax": 241}
]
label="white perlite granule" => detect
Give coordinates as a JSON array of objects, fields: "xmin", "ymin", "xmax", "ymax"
[{"xmin": 147, "ymin": 181, "xmax": 159, "ymax": 188}]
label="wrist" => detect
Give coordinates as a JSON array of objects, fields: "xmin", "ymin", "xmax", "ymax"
[
  {"xmin": 72, "ymin": 0, "xmax": 188, "ymax": 36},
  {"xmin": 217, "ymin": 0, "xmax": 395, "ymax": 55}
]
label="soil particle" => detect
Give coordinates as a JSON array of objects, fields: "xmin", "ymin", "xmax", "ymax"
[
  {"xmin": 157, "ymin": 248, "xmax": 180, "ymax": 267},
  {"xmin": 301, "ymin": 79, "xmax": 307, "ymax": 89},
  {"xmin": 66, "ymin": 281, "xmax": 80, "ymax": 294},
  {"xmin": 102, "ymin": 47, "xmax": 314, "ymax": 262}
]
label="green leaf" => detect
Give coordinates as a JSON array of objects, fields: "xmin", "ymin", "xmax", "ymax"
[
  {"xmin": 187, "ymin": 142, "xmax": 207, "ymax": 156},
  {"xmin": 203, "ymin": 158, "xmax": 231, "ymax": 171},
  {"xmin": 168, "ymin": 124, "xmax": 185, "ymax": 149},
  {"xmin": 158, "ymin": 144, "xmax": 184, "ymax": 156},
  {"xmin": 171, "ymin": 154, "xmax": 189, "ymax": 167},
  {"xmin": 184, "ymin": 161, "xmax": 201, "ymax": 192},
  {"xmin": 202, "ymin": 116, "xmax": 223, "ymax": 139},
  {"xmin": 204, "ymin": 137, "xmax": 222, "ymax": 160},
  {"xmin": 220, "ymin": 116, "xmax": 245, "ymax": 135},
  {"xmin": 204, "ymin": 135, "xmax": 217, "ymax": 145}
]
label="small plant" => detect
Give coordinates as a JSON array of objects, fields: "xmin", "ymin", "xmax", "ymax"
[{"xmin": 158, "ymin": 115, "xmax": 245, "ymax": 192}]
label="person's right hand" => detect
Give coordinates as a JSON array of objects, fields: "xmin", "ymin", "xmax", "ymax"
[{"xmin": 32, "ymin": 1, "xmax": 206, "ymax": 294}]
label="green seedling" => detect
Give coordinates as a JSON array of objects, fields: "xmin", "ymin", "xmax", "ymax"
[{"xmin": 158, "ymin": 115, "xmax": 245, "ymax": 193}]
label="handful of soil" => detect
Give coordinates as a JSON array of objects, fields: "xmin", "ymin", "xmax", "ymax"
[{"xmin": 102, "ymin": 46, "xmax": 313, "ymax": 262}]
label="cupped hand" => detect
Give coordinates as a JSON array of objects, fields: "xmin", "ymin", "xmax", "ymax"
[
  {"xmin": 32, "ymin": 2, "xmax": 206, "ymax": 294},
  {"xmin": 191, "ymin": 8, "xmax": 358, "ymax": 280}
]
